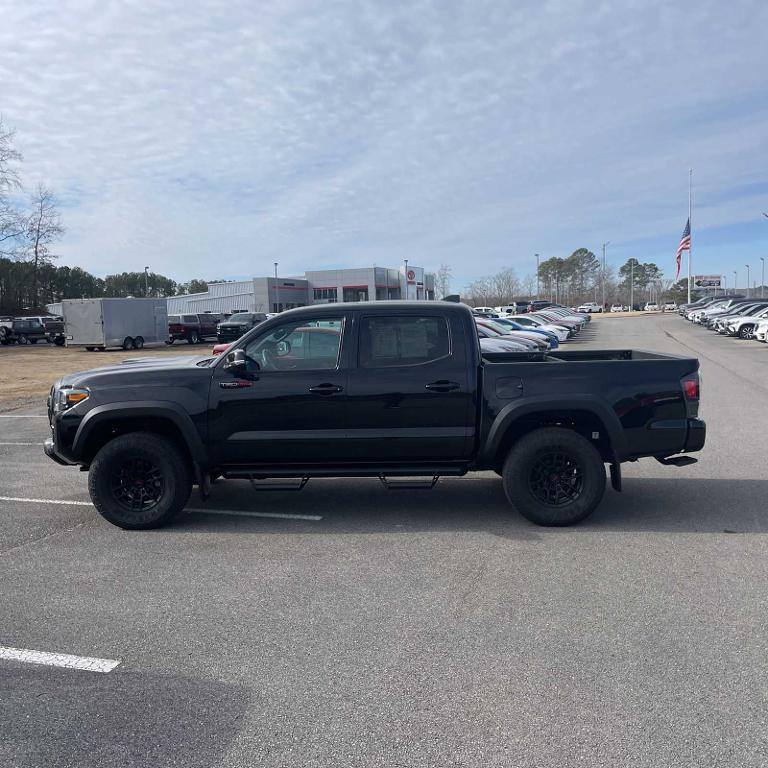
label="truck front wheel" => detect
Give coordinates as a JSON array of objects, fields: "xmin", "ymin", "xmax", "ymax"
[
  {"xmin": 502, "ymin": 427, "xmax": 606, "ymax": 526},
  {"xmin": 88, "ymin": 432, "xmax": 192, "ymax": 530}
]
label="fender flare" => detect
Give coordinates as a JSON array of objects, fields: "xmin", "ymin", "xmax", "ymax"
[
  {"xmin": 481, "ymin": 395, "xmax": 627, "ymax": 464},
  {"xmin": 72, "ymin": 401, "xmax": 207, "ymax": 463}
]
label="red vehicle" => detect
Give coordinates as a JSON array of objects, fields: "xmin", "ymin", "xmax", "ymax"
[{"xmin": 167, "ymin": 313, "xmax": 223, "ymax": 344}]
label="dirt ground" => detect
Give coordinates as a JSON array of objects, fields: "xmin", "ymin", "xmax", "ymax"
[{"xmin": 0, "ymin": 341, "xmax": 213, "ymax": 411}]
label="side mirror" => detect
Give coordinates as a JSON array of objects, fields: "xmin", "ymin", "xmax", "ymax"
[{"xmin": 224, "ymin": 349, "xmax": 248, "ymax": 370}]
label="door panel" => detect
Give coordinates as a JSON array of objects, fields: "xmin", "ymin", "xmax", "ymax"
[
  {"xmin": 344, "ymin": 313, "xmax": 474, "ymax": 461},
  {"xmin": 208, "ymin": 316, "xmax": 349, "ymax": 465}
]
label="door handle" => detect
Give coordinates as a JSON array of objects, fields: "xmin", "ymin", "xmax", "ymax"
[
  {"xmin": 308, "ymin": 383, "xmax": 343, "ymax": 395},
  {"xmin": 425, "ymin": 380, "xmax": 460, "ymax": 392}
]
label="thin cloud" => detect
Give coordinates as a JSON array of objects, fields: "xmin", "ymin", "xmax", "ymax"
[{"xmin": 1, "ymin": 0, "xmax": 766, "ymax": 284}]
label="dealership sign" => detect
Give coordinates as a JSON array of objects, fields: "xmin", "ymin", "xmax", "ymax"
[{"xmin": 694, "ymin": 275, "xmax": 722, "ymax": 288}]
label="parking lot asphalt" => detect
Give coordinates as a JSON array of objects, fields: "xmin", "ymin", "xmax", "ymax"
[{"xmin": 2, "ymin": 314, "xmax": 768, "ymax": 768}]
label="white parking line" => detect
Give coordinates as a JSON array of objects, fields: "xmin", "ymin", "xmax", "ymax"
[
  {"xmin": 0, "ymin": 496, "xmax": 322, "ymax": 521},
  {"xmin": 0, "ymin": 645, "xmax": 120, "ymax": 673},
  {"xmin": 0, "ymin": 415, "xmax": 47, "ymax": 418},
  {"xmin": 0, "ymin": 496, "xmax": 91, "ymax": 506},
  {"xmin": 0, "ymin": 442, "xmax": 44, "ymax": 446}
]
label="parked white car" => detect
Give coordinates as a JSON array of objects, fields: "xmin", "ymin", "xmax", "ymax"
[
  {"xmin": 725, "ymin": 307, "xmax": 768, "ymax": 339},
  {"xmin": 644, "ymin": 303, "xmax": 659, "ymax": 311},
  {"xmin": 755, "ymin": 320, "xmax": 768, "ymax": 343},
  {"xmin": 664, "ymin": 302, "xmax": 677, "ymax": 311},
  {"xmin": 610, "ymin": 304, "xmax": 624, "ymax": 312},
  {"xmin": 577, "ymin": 302, "xmax": 602, "ymax": 313}
]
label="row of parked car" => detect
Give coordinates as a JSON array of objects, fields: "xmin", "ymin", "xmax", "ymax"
[
  {"xmin": 167, "ymin": 312, "xmax": 270, "ymax": 345},
  {"xmin": 0, "ymin": 315, "xmax": 66, "ymax": 345},
  {"xmin": 207, "ymin": 303, "xmax": 592, "ymax": 358},
  {"xmin": 679, "ymin": 295, "xmax": 768, "ymax": 341}
]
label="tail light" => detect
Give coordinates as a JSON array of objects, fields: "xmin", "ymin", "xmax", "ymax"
[{"xmin": 681, "ymin": 372, "xmax": 700, "ymax": 417}]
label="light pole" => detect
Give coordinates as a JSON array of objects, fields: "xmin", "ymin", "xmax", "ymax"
[
  {"xmin": 746, "ymin": 265, "xmax": 751, "ymax": 298},
  {"xmin": 734, "ymin": 270, "xmax": 738, "ymax": 294},
  {"xmin": 144, "ymin": 266, "xmax": 149, "ymax": 297},
  {"xmin": 274, "ymin": 262, "xmax": 278, "ymax": 279},
  {"xmin": 601, "ymin": 242, "xmax": 610, "ymax": 310},
  {"xmin": 403, "ymin": 258, "xmax": 409, "ymax": 301},
  {"xmin": 535, "ymin": 253, "xmax": 540, "ymax": 300},
  {"xmin": 761, "ymin": 257, "xmax": 765, "ymax": 299},
  {"xmin": 630, "ymin": 258, "xmax": 634, "ymax": 310}
]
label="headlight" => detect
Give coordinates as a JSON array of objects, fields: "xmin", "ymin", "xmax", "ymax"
[{"xmin": 55, "ymin": 387, "xmax": 89, "ymax": 412}]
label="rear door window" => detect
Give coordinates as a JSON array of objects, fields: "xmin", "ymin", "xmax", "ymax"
[{"xmin": 359, "ymin": 315, "xmax": 450, "ymax": 368}]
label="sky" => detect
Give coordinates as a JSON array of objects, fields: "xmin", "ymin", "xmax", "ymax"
[{"xmin": 1, "ymin": 0, "xmax": 767, "ymax": 292}]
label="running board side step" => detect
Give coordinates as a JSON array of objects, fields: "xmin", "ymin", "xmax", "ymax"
[
  {"xmin": 655, "ymin": 455, "xmax": 698, "ymax": 467},
  {"xmin": 379, "ymin": 475, "xmax": 440, "ymax": 490},
  {"xmin": 248, "ymin": 475, "xmax": 310, "ymax": 492}
]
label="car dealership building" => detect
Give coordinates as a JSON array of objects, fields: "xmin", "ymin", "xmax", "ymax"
[{"xmin": 164, "ymin": 265, "xmax": 436, "ymax": 315}]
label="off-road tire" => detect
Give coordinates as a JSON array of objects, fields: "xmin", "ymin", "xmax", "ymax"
[
  {"xmin": 502, "ymin": 427, "xmax": 606, "ymax": 526},
  {"xmin": 88, "ymin": 432, "xmax": 192, "ymax": 530}
]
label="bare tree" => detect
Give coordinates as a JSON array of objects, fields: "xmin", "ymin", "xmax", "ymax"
[
  {"xmin": 435, "ymin": 263, "xmax": 452, "ymax": 299},
  {"xmin": 521, "ymin": 273, "xmax": 536, "ymax": 299},
  {"xmin": 24, "ymin": 184, "xmax": 64, "ymax": 308},
  {"xmin": 0, "ymin": 117, "xmax": 23, "ymax": 256}
]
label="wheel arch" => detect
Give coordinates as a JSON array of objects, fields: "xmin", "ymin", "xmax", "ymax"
[
  {"xmin": 482, "ymin": 396, "xmax": 626, "ymax": 468},
  {"xmin": 73, "ymin": 402, "xmax": 206, "ymax": 466}
]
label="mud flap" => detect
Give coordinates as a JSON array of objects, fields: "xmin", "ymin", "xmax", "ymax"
[{"xmin": 610, "ymin": 461, "xmax": 622, "ymax": 492}]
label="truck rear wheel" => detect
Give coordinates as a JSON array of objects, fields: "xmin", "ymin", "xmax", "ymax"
[
  {"xmin": 502, "ymin": 427, "xmax": 606, "ymax": 526},
  {"xmin": 188, "ymin": 331, "xmax": 200, "ymax": 344},
  {"xmin": 88, "ymin": 432, "xmax": 192, "ymax": 530}
]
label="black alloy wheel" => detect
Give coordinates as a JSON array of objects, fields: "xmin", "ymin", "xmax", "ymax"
[
  {"xmin": 528, "ymin": 451, "xmax": 584, "ymax": 506},
  {"xmin": 110, "ymin": 457, "xmax": 165, "ymax": 512}
]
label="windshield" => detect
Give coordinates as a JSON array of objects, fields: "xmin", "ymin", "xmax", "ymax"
[{"xmin": 227, "ymin": 313, "xmax": 254, "ymax": 322}]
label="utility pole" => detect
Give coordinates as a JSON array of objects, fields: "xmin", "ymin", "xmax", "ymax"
[
  {"xmin": 535, "ymin": 254, "xmax": 540, "ymax": 300},
  {"xmin": 746, "ymin": 264, "xmax": 750, "ymax": 298},
  {"xmin": 687, "ymin": 169, "xmax": 693, "ymax": 305},
  {"xmin": 144, "ymin": 266, "xmax": 149, "ymax": 297},
  {"xmin": 601, "ymin": 242, "xmax": 610, "ymax": 310}
]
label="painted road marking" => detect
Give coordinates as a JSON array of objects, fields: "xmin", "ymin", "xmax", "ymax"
[
  {"xmin": 0, "ymin": 496, "xmax": 322, "ymax": 521},
  {"xmin": 0, "ymin": 496, "xmax": 91, "ymax": 506},
  {"xmin": 0, "ymin": 646, "xmax": 120, "ymax": 673},
  {"xmin": 0, "ymin": 442, "xmax": 44, "ymax": 446},
  {"xmin": 0, "ymin": 415, "xmax": 47, "ymax": 418}
]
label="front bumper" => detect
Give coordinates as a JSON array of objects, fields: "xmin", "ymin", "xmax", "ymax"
[{"xmin": 44, "ymin": 437, "xmax": 76, "ymax": 466}]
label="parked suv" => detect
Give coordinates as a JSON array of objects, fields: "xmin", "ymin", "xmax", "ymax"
[
  {"xmin": 168, "ymin": 313, "xmax": 223, "ymax": 344},
  {"xmin": 216, "ymin": 312, "xmax": 268, "ymax": 343},
  {"xmin": 6, "ymin": 318, "xmax": 48, "ymax": 344}
]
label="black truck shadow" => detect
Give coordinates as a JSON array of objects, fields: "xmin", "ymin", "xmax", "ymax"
[{"xmin": 175, "ymin": 475, "xmax": 768, "ymax": 537}]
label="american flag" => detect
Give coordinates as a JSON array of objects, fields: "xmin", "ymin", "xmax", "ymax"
[{"xmin": 676, "ymin": 218, "xmax": 691, "ymax": 280}]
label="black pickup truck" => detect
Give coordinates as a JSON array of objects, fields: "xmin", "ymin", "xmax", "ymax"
[{"xmin": 45, "ymin": 301, "xmax": 705, "ymax": 530}]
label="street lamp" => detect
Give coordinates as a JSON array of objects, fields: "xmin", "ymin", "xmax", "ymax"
[
  {"xmin": 761, "ymin": 257, "xmax": 765, "ymax": 299},
  {"xmin": 601, "ymin": 242, "xmax": 610, "ymax": 310},
  {"xmin": 144, "ymin": 266, "xmax": 149, "ymax": 297},
  {"xmin": 746, "ymin": 265, "xmax": 751, "ymax": 298},
  {"xmin": 535, "ymin": 253, "xmax": 540, "ymax": 301},
  {"xmin": 404, "ymin": 258, "xmax": 409, "ymax": 301},
  {"xmin": 274, "ymin": 262, "xmax": 278, "ymax": 279},
  {"xmin": 734, "ymin": 270, "xmax": 738, "ymax": 294}
]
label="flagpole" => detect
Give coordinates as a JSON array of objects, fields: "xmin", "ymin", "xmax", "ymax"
[{"xmin": 687, "ymin": 168, "xmax": 692, "ymax": 304}]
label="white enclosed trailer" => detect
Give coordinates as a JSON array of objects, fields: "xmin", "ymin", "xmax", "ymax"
[{"xmin": 62, "ymin": 298, "xmax": 168, "ymax": 350}]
